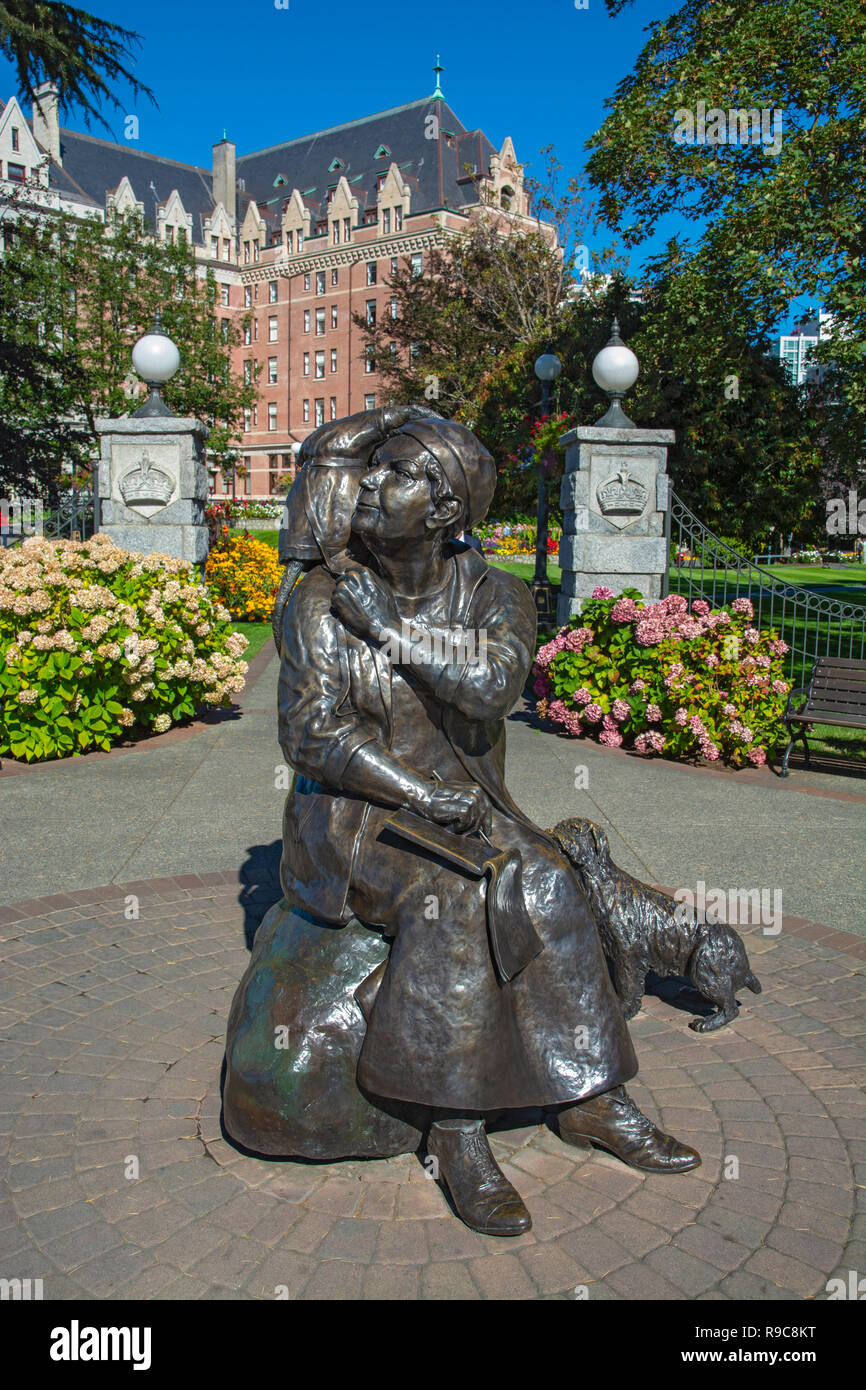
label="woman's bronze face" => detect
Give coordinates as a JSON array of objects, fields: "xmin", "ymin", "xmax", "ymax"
[{"xmin": 352, "ymin": 436, "xmax": 458, "ymax": 546}]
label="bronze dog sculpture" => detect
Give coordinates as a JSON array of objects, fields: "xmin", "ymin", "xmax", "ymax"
[{"xmin": 553, "ymin": 817, "xmax": 762, "ymax": 1033}]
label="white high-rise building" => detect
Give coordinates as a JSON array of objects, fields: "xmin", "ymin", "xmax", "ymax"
[{"xmin": 774, "ymin": 308, "xmax": 833, "ymax": 385}]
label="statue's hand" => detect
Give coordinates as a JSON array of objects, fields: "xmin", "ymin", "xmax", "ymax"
[
  {"xmin": 418, "ymin": 780, "xmax": 491, "ymax": 835},
  {"xmin": 331, "ymin": 564, "xmax": 400, "ymax": 641}
]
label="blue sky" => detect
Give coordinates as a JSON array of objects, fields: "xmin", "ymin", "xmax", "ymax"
[{"xmin": 0, "ymin": 0, "xmax": 808, "ymax": 328}]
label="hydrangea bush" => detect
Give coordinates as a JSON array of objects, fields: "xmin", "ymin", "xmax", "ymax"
[
  {"xmin": 533, "ymin": 587, "xmax": 790, "ymax": 768},
  {"xmin": 0, "ymin": 535, "xmax": 249, "ymax": 762},
  {"xmin": 204, "ymin": 530, "xmax": 283, "ymax": 621}
]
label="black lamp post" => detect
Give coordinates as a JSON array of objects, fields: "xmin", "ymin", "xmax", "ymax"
[{"xmin": 532, "ymin": 346, "xmax": 562, "ymax": 625}]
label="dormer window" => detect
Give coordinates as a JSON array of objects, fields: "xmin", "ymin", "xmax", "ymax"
[
  {"xmin": 376, "ymin": 175, "xmax": 387, "ymax": 194},
  {"xmin": 328, "ymin": 158, "xmax": 345, "ymax": 172},
  {"xmin": 273, "ymin": 174, "xmax": 287, "ymax": 187},
  {"xmin": 374, "ymin": 145, "xmax": 391, "ymax": 159},
  {"xmin": 326, "ymin": 186, "xmax": 336, "ymax": 204}
]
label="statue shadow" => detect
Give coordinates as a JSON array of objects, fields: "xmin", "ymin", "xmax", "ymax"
[
  {"xmin": 644, "ymin": 970, "xmax": 715, "ymax": 1021},
  {"xmin": 238, "ymin": 839, "xmax": 284, "ymax": 950}
]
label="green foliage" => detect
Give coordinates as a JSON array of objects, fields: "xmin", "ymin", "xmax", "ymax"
[
  {"xmin": 0, "ymin": 533, "xmax": 249, "ymax": 762},
  {"xmin": 0, "ymin": 209, "xmax": 256, "ymax": 496},
  {"xmin": 535, "ymin": 588, "xmax": 791, "ymax": 767},
  {"xmin": 0, "ymin": 0, "xmax": 156, "ymax": 130}
]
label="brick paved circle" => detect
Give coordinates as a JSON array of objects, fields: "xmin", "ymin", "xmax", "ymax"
[{"xmin": 1, "ymin": 877, "xmax": 863, "ymax": 1300}]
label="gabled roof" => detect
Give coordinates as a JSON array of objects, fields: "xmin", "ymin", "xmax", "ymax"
[{"xmin": 238, "ymin": 97, "xmax": 496, "ymax": 218}]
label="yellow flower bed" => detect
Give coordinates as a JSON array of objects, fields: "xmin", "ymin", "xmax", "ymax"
[{"xmin": 205, "ymin": 531, "xmax": 283, "ymax": 622}]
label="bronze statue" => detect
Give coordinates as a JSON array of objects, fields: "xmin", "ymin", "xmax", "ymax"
[
  {"xmin": 552, "ymin": 818, "xmax": 762, "ymax": 1033},
  {"xmin": 224, "ymin": 408, "xmax": 701, "ymax": 1237}
]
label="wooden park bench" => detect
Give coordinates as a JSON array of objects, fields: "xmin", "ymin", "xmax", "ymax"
[{"xmin": 780, "ymin": 656, "xmax": 866, "ymax": 776}]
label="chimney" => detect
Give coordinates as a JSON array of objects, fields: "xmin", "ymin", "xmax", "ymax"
[
  {"xmin": 32, "ymin": 80, "xmax": 61, "ymax": 165},
  {"xmin": 212, "ymin": 138, "xmax": 236, "ymax": 227}
]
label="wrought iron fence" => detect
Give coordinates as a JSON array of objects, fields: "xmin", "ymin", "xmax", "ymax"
[
  {"xmin": 664, "ymin": 491, "xmax": 866, "ymax": 685},
  {"xmin": 1, "ymin": 490, "xmax": 96, "ymax": 548}
]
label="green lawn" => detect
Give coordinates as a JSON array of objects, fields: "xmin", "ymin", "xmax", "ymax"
[{"xmin": 229, "ymin": 527, "xmax": 280, "ymax": 548}]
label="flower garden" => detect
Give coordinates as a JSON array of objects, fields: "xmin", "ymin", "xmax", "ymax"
[
  {"xmin": 0, "ymin": 535, "xmax": 249, "ymax": 762},
  {"xmin": 533, "ymin": 587, "xmax": 790, "ymax": 768}
]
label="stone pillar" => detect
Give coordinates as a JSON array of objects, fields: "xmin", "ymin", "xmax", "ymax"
[
  {"xmin": 95, "ymin": 415, "xmax": 210, "ymax": 564},
  {"xmin": 557, "ymin": 424, "xmax": 675, "ymax": 625}
]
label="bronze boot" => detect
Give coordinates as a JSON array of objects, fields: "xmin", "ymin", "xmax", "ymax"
[
  {"xmin": 556, "ymin": 1086, "xmax": 701, "ymax": 1173},
  {"xmin": 426, "ymin": 1119, "xmax": 532, "ymax": 1236}
]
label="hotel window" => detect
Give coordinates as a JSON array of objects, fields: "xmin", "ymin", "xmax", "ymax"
[
  {"xmin": 223, "ymin": 238, "xmax": 231, "ymax": 260},
  {"xmin": 366, "ymin": 262, "xmax": 377, "ymax": 287},
  {"xmin": 252, "ymin": 405, "xmax": 258, "ymax": 426},
  {"xmin": 316, "ymin": 271, "xmax": 325, "ymax": 294},
  {"xmin": 332, "ymin": 221, "xmax": 340, "ymax": 245},
  {"xmin": 381, "ymin": 208, "xmax": 391, "ymax": 235},
  {"xmin": 315, "ymin": 350, "xmax": 325, "ymax": 379},
  {"xmin": 365, "ymin": 394, "xmax": 376, "ymax": 410},
  {"xmin": 410, "ymin": 341, "xmax": 421, "ymax": 362},
  {"xmin": 394, "ymin": 208, "xmax": 403, "ymax": 231},
  {"xmin": 376, "ymin": 175, "xmax": 387, "ymax": 193},
  {"xmin": 303, "ymin": 309, "xmax": 310, "ymax": 332},
  {"xmin": 327, "ymin": 187, "xmax": 336, "ymax": 204},
  {"xmin": 365, "ymin": 348, "xmax": 375, "ymax": 374},
  {"xmin": 366, "ymin": 300, "xmax": 376, "ymax": 326},
  {"xmin": 244, "ymin": 286, "xmax": 252, "ymax": 308},
  {"xmin": 343, "ymin": 218, "xmax": 351, "ymax": 242},
  {"xmin": 220, "ymin": 284, "xmax": 230, "ymax": 306},
  {"xmin": 268, "ymin": 357, "xmax": 278, "ymax": 384},
  {"xmin": 164, "ymin": 225, "xmax": 174, "ymax": 243},
  {"xmin": 243, "ymin": 408, "xmax": 252, "ymax": 432},
  {"xmin": 303, "ymin": 352, "xmax": 310, "ymax": 375},
  {"xmin": 303, "ymin": 399, "xmax": 310, "ymax": 421},
  {"xmin": 11, "ymin": 127, "xmax": 19, "ymax": 151},
  {"xmin": 244, "ymin": 460, "xmax": 251, "ymax": 495},
  {"xmin": 390, "ymin": 296, "xmax": 398, "ymax": 319},
  {"xmin": 243, "ymin": 323, "xmax": 252, "ymax": 346},
  {"xmin": 269, "ymin": 281, "xmax": 278, "ymax": 303},
  {"xmin": 411, "ymin": 252, "xmax": 422, "ymax": 277},
  {"xmin": 254, "ymin": 284, "xmax": 259, "ymax": 300},
  {"xmin": 304, "ymin": 273, "xmax": 311, "ymax": 291},
  {"xmin": 268, "ymin": 458, "xmax": 278, "ymax": 492},
  {"xmin": 268, "ymin": 316, "xmax": 278, "ymax": 341},
  {"xmin": 315, "ymin": 398, "xmax": 325, "ymax": 427},
  {"xmin": 286, "ymin": 230, "xmax": 294, "ymax": 253},
  {"xmin": 243, "ymin": 360, "xmax": 252, "ymax": 384},
  {"xmin": 316, "ymin": 308, "xmax": 326, "ymax": 335},
  {"xmin": 220, "ymin": 318, "xmax": 230, "ymax": 341},
  {"xmin": 390, "ymin": 341, "xmax": 397, "ymax": 359},
  {"xmin": 254, "ymin": 241, "xmax": 260, "ymax": 262},
  {"xmin": 316, "ymin": 219, "xmax": 327, "ymax": 235},
  {"xmin": 330, "ymin": 396, "xmax": 337, "ymax": 420},
  {"xmin": 330, "ymin": 305, "xmax": 338, "ymax": 329},
  {"xmin": 330, "ymin": 348, "xmax": 338, "ymax": 372},
  {"xmin": 244, "ymin": 241, "xmax": 250, "ymax": 263},
  {"xmin": 253, "ymin": 318, "xmax": 259, "ymax": 340},
  {"xmin": 268, "ymin": 403, "xmax": 277, "ymax": 431},
  {"xmin": 391, "ymin": 257, "xmax": 398, "ymax": 276},
  {"xmin": 211, "ymin": 236, "xmax": 219, "ymax": 256},
  {"xmin": 331, "ymin": 268, "xmax": 339, "ymax": 286},
  {"xmin": 298, "ymin": 231, "xmax": 304, "ymax": 252}
]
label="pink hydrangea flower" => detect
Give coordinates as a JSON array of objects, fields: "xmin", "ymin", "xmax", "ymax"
[
  {"xmin": 706, "ymin": 652, "xmax": 720, "ymax": 667},
  {"xmin": 563, "ymin": 711, "xmax": 584, "ymax": 736},
  {"xmin": 612, "ymin": 699, "xmax": 630, "ymax": 722},
  {"xmin": 747, "ymin": 747, "xmax": 767, "ymax": 766},
  {"xmin": 674, "ymin": 707, "xmax": 688, "ymax": 726},
  {"xmin": 732, "ymin": 597, "xmax": 754, "ymax": 618},
  {"xmin": 768, "ymin": 638, "xmax": 789, "ymax": 655},
  {"xmin": 634, "ymin": 733, "xmax": 648, "ymax": 753},
  {"xmin": 583, "ymin": 703, "xmax": 603, "ymax": 723},
  {"xmin": 602, "ymin": 714, "xmax": 620, "ymax": 732},
  {"xmin": 772, "ymin": 679, "xmax": 789, "ymax": 695},
  {"xmin": 533, "ymin": 675, "xmax": 551, "ymax": 697},
  {"xmin": 628, "ymin": 679, "xmax": 647, "ymax": 694},
  {"xmin": 691, "ymin": 600, "xmax": 710, "ymax": 616},
  {"xmin": 610, "ymin": 597, "xmax": 639, "ymax": 623},
  {"xmin": 700, "ymin": 740, "xmax": 720, "ymax": 761},
  {"xmin": 646, "ymin": 730, "xmax": 665, "ymax": 753},
  {"xmin": 744, "ymin": 627, "xmax": 760, "ymax": 645},
  {"xmin": 688, "ymin": 714, "xmax": 706, "ymax": 736},
  {"xmin": 723, "ymin": 703, "xmax": 737, "ymax": 716},
  {"xmin": 548, "ymin": 699, "xmax": 569, "ymax": 723},
  {"xmin": 598, "ymin": 729, "xmax": 623, "ymax": 747},
  {"xmin": 574, "ymin": 687, "xmax": 592, "ymax": 706},
  {"xmin": 591, "ymin": 586, "xmax": 616, "ymax": 600},
  {"xmin": 646, "ymin": 703, "xmax": 662, "ymax": 722}
]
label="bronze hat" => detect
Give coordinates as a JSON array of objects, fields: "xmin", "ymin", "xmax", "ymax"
[{"xmin": 393, "ymin": 419, "xmax": 497, "ymax": 529}]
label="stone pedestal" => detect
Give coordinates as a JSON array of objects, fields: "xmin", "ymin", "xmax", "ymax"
[
  {"xmin": 556, "ymin": 424, "xmax": 675, "ymax": 625},
  {"xmin": 95, "ymin": 415, "xmax": 210, "ymax": 563}
]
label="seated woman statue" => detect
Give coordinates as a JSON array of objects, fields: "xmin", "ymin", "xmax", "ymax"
[{"xmin": 224, "ymin": 409, "xmax": 700, "ymax": 1238}]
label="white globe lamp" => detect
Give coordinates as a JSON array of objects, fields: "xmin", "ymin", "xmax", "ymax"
[
  {"xmin": 591, "ymin": 318, "xmax": 639, "ymax": 428},
  {"xmin": 131, "ymin": 310, "xmax": 181, "ymax": 417}
]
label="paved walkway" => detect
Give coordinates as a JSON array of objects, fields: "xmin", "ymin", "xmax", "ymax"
[{"xmin": 1, "ymin": 649, "xmax": 864, "ymax": 1299}]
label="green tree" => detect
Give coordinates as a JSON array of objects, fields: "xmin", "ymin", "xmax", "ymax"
[
  {"xmin": 0, "ymin": 0, "xmax": 156, "ymax": 129},
  {"xmin": 0, "ymin": 207, "xmax": 255, "ymax": 497},
  {"xmin": 586, "ymin": 0, "xmax": 866, "ymax": 502}
]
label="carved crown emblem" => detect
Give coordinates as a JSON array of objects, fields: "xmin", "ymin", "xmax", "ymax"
[
  {"xmin": 119, "ymin": 452, "xmax": 174, "ymax": 513},
  {"xmin": 596, "ymin": 468, "xmax": 648, "ymax": 521}
]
